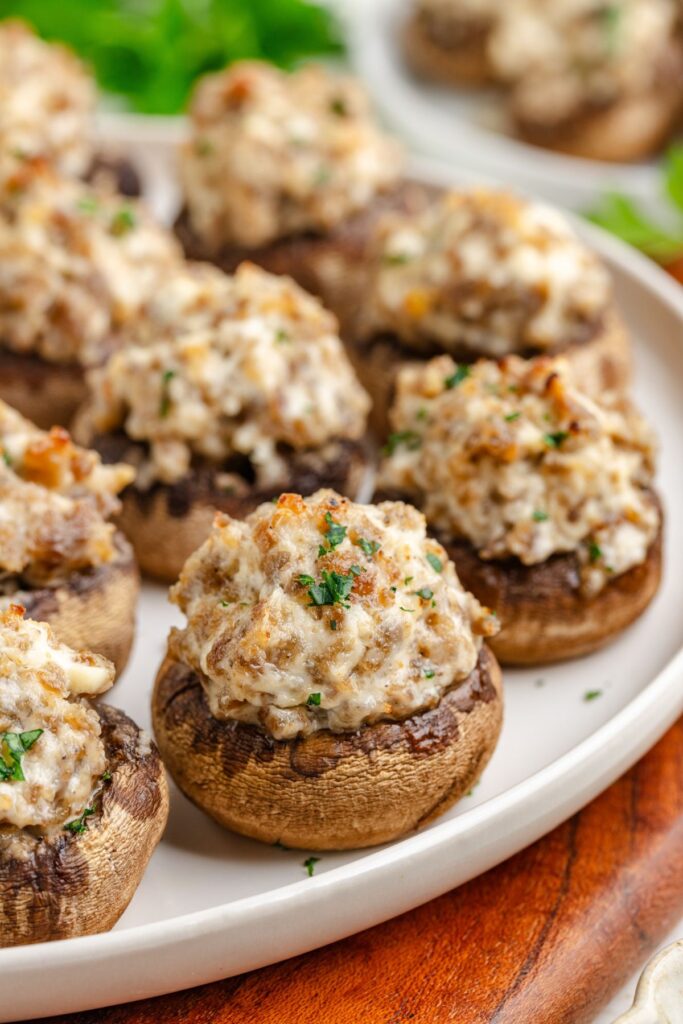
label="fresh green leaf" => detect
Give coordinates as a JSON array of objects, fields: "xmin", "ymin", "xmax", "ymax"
[
  {"xmin": 354, "ymin": 537, "xmax": 380, "ymax": 558},
  {"xmin": 544, "ymin": 431, "xmax": 569, "ymax": 449},
  {"xmin": 383, "ymin": 431, "xmax": 421, "ymax": 456},
  {"xmin": 159, "ymin": 368, "xmax": 176, "ymax": 417},
  {"xmin": 665, "ymin": 145, "xmax": 683, "ymax": 215},
  {"xmin": 444, "ymin": 365, "xmax": 471, "ymax": 390},
  {"xmin": 583, "ymin": 689, "xmax": 603, "ymax": 702},
  {"xmin": 0, "ymin": 729, "xmax": 43, "ymax": 783},
  {"xmin": 413, "ymin": 587, "xmax": 433, "ymax": 600},
  {"xmin": 504, "ymin": 411, "xmax": 521, "ymax": 422},
  {"xmin": 64, "ymin": 806, "xmax": 94, "ymax": 835},
  {"xmin": 306, "ymin": 692, "xmax": 321, "ymax": 706},
  {"xmin": 426, "ymin": 552, "xmax": 443, "ymax": 573},
  {"xmin": 587, "ymin": 191, "xmax": 683, "ymax": 262},
  {"xmin": 298, "ymin": 569, "xmax": 357, "ymax": 608},
  {"xmin": 588, "ymin": 541, "xmax": 603, "ymax": 563},
  {"xmin": 303, "ymin": 855, "xmax": 320, "ymax": 877},
  {"xmin": 532, "ymin": 510, "xmax": 549, "ymax": 522}
]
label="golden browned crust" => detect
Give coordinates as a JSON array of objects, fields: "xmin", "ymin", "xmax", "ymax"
[
  {"xmin": 438, "ymin": 515, "xmax": 663, "ymax": 666},
  {"xmin": 513, "ymin": 81, "xmax": 683, "ymax": 163},
  {"xmin": 174, "ymin": 180, "xmax": 440, "ymax": 334},
  {"xmin": 16, "ymin": 532, "xmax": 139, "ymax": 677},
  {"xmin": 402, "ymin": 10, "xmax": 493, "ymax": 87},
  {"xmin": 353, "ymin": 304, "xmax": 631, "ymax": 439},
  {"xmin": 90, "ymin": 437, "xmax": 371, "ymax": 583},
  {"xmin": 0, "ymin": 704, "xmax": 169, "ymax": 947},
  {"xmin": 152, "ymin": 645, "xmax": 503, "ymax": 851},
  {"xmin": 0, "ymin": 350, "xmax": 88, "ymax": 430}
]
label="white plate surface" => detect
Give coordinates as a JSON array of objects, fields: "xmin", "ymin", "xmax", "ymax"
[
  {"xmin": 343, "ymin": 0, "xmax": 671, "ymax": 210},
  {"xmin": 5, "ymin": 153, "xmax": 683, "ymax": 1021}
]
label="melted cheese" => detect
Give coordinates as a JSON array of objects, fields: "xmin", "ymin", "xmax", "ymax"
[
  {"xmin": 361, "ymin": 188, "xmax": 612, "ymax": 356},
  {"xmin": 170, "ymin": 489, "xmax": 497, "ymax": 739},
  {"xmin": 379, "ymin": 355, "xmax": 659, "ymax": 594},
  {"xmin": 0, "ymin": 607, "xmax": 112, "ymax": 831},
  {"xmin": 180, "ymin": 61, "xmax": 403, "ymax": 249}
]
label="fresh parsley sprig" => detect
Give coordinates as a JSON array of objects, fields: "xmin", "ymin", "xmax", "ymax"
[
  {"xmin": 298, "ymin": 566, "xmax": 361, "ymax": 608},
  {"xmin": 0, "ymin": 729, "xmax": 43, "ymax": 783}
]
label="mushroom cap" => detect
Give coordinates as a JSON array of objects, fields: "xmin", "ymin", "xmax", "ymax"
[
  {"xmin": 0, "ymin": 704, "xmax": 169, "ymax": 947},
  {"xmin": 152, "ymin": 645, "xmax": 503, "ymax": 851},
  {"xmin": 440, "ymin": 510, "xmax": 663, "ymax": 665},
  {"xmin": 0, "ymin": 350, "xmax": 87, "ymax": 431},
  {"xmin": 18, "ymin": 531, "xmax": 139, "ymax": 677},
  {"xmin": 401, "ymin": 8, "xmax": 495, "ymax": 88}
]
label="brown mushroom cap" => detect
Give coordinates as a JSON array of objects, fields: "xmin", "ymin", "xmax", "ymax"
[
  {"xmin": 16, "ymin": 531, "xmax": 139, "ymax": 677},
  {"xmin": 0, "ymin": 704, "xmax": 169, "ymax": 947},
  {"xmin": 401, "ymin": 9, "xmax": 494, "ymax": 88},
  {"xmin": 439, "ymin": 513, "xmax": 663, "ymax": 666},
  {"xmin": 350, "ymin": 304, "xmax": 632, "ymax": 438},
  {"xmin": 0, "ymin": 350, "xmax": 87, "ymax": 431},
  {"xmin": 152, "ymin": 645, "xmax": 503, "ymax": 851},
  {"xmin": 174, "ymin": 180, "xmax": 439, "ymax": 336},
  {"xmin": 84, "ymin": 436, "xmax": 372, "ymax": 583}
]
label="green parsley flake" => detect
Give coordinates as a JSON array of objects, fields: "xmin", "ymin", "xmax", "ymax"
[
  {"xmin": 306, "ymin": 692, "xmax": 321, "ymax": 706},
  {"xmin": 426, "ymin": 552, "xmax": 443, "ymax": 573},
  {"xmin": 275, "ymin": 328, "xmax": 290, "ymax": 344},
  {"xmin": 416, "ymin": 407, "xmax": 428, "ymax": 421},
  {"xmin": 304, "ymin": 856, "xmax": 320, "ymax": 877},
  {"xmin": 414, "ymin": 587, "xmax": 433, "ymax": 601},
  {"xmin": 110, "ymin": 207, "xmax": 136, "ymax": 237},
  {"xmin": 382, "ymin": 251, "xmax": 411, "ymax": 266},
  {"xmin": 318, "ymin": 512, "xmax": 347, "ymax": 555},
  {"xmin": 544, "ymin": 431, "xmax": 569, "ymax": 449},
  {"xmin": 400, "ymin": 606, "xmax": 414, "ymax": 613},
  {"xmin": 583, "ymin": 689, "xmax": 603, "ymax": 702},
  {"xmin": 329, "ymin": 96, "xmax": 348, "ymax": 116},
  {"xmin": 505, "ymin": 411, "xmax": 521, "ymax": 422},
  {"xmin": 298, "ymin": 569, "xmax": 357, "ymax": 608},
  {"xmin": 354, "ymin": 537, "xmax": 380, "ymax": 558},
  {"xmin": 159, "ymin": 369, "xmax": 176, "ymax": 418},
  {"xmin": 330, "ymin": 620, "xmax": 338, "ymax": 631},
  {"xmin": 383, "ymin": 431, "xmax": 421, "ymax": 456},
  {"xmin": 532, "ymin": 510, "xmax": 549, "ymax": 522},
  {"xmin": 64, "ymin": 806, "xmax": 95, "ymax": 835},
  {"xmin": 101, "ymin": 770, "xmax": 112, "ymax": 782},
  {"xmin": 1, "ymin": 450, "xmax": 11, "ymax": 467},
  {"xmin": 444, "ymin": 365, "xmax": 471, "ymax": 389},
  {"xmin": 77, "ymin": 195, "xmax": 99, "ymax": 215},
  {"xmin": 0, "ymin": 729, "xmax": 43, "ymax": 783},
  {"xmin": 424, "ymin": 669, "xmax": 435, "ymax": 679},
  {"xmin": 588, "ymin": 541, "xmax": 603, "ymax": 563}
]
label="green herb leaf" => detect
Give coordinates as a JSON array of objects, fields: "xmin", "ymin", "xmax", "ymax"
[
  {"xmin": 504, "ymin": 411, "xmax": 521, "ymax": 422},
  {"xmin": 0, "ymin": 729, "xmax": 43, "ymax": 783},
  {"xmin": 413, "ymin": 587, "xmax": 433, "ymax": 600},
  {"xmin": 382, "ymin": 251, "xmax": 411, "ymax": 266},
  {"xmin": 275, "ymin": 328, "xmax": 290, "ymax": 344},
  {"xmin": 110, "ymin": 206, "xmax": 136, "ymax": 236},
  {"xmin": 159, "ymin": 368, "xmax": 176, "ymax": 418},
  {"xmin": 329, "ymin": 96, "xmax": 347, "ymax": 116},
  {"xmin": 532, "ymin": 510, "xmax": 549, "ymax": 522},
  {"xmin": 299, "ymin": 569, "xmax": 357, "ymax": 608},
  {"xmin": 543, "ymin": 431, "xmax": 569, "ymax": 449},
  {"xmin": 587, "ymin": 191, "xmax": 683, "ymax": 262},
  {"xmin": 665, "ymin": 145, "xmax": 683, "ymax": 214},
  {"xmin": 304, "ymin": 855, "xmax": 320, "ymax": 877},
  {"xmin": 306, "ymin": 692, "xmax": 321, "ymax": 706},
  {"xmin": 588, "ymin": 541, "xmax": 603, "ymax": 563},
  {"xmin": 64, "ymin": 806, "xmax": 94, "ymax": 835},
  {"xmin": 583, "ymin": 689, "xmax": 603, "ymax": 702},
  {"xmin": 444, "ymin": 365, "xmax": 471, "ymax": 390},
  {"xmin": 101, "ymin": 770, "xmax": 112, "ymax": 782},
  {"xmin": 383, "ymin": 431, "xmax": 422, "ymax": 456},
  {"xmin": 322, "ymin": 512, "xmax": 346, "ymax": 550},
  {"xmin": 426, "ymin": 552, "xmax": 443, "ymax": 573},
  {"xmin": 424, "ymin": 669, "xmax": 435, "ymax": 679},
  {"xmin": 354, "ymin": 537, "xmax": 380, "ymax": 558},
  {"xmin": 329, "ymin": 620, "xmax": 337, "ymax": 631}
]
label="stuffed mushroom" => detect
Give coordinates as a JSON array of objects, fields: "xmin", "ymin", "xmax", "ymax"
[
  {"xmin": 0, "ymin": 400, "xmax": 138, "ymax": 675},
  {"xmin": 174, "ymin": 60, "xmax": 433, "ymax": 331},
  {"xmin": 0, "ymin": 19, "xmax": 139, "ymax": 193},
  {"xmin": 378, "ymin": 354, "xmax": 662, "ymax": 665},
  {"xmin": 74, "ymin": 262, "xmax": 372, "ymax": 582},
  {"xmin": 488, "ymin": 0, "xmax": 683, "ymax": 162},
  {"xmin": 0, "ymin": 607, "xmax": 168, "ymax": 947},
  {"xmin": 152, "ymin": 489, "xmax": 502, "ymax": 851},
  {"xmin": 354, "ymin": 188, "xmax": 631, "ymax": 434},
  {"xmin": 0, "ymin": 152, "xmax": 181, "ymax": 428},
  {"xmin": 403, "ymin": 0, "xmax": 499, "ymax": 86}
]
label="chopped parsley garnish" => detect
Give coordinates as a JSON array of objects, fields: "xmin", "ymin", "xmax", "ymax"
[
  {"xmin": 101, "ymin": 770, "xmax": 112, "ymax": 782},
  {"xmin": 195, "ymin": 138, "xmax": 214, "ymax": 157},
  {"xmin": 404, "ymin": 576, "xmax": 413, "ymax": 585},
  {"xmin": 383, "ymin": 431, "xmax": 421, "ymax": 456},
  {"xmin": 159, "ymin": 369, "xmax": 176, "ymax": 417},
  {"xmin": 329, "ymin": 96, "xmax": 348, "ymax": 116},
  {"xmin": 426, "ymin": 552, "xmax": 443, "ymax": 573},
  {"xmin": 544, "ymin": 431, "xmax": 569, "ymax": 449},
  {"xmin": 416, "ymin": 406, "xmax": 428, "ymax": 421},
  {"xmin": 275, "ymin": 328, "xmax": 290, "ymax": 344},
  {"xmin": 306, "ymin": 692, "xmax": 321, "ymax": 706},
  {"xmin": 588, "ymin": 541, "xmax": 603, "ymax": 563},
  {"xmin": 505, "ymin": 411, "xmax": 521, "ymax": 422},
  {"xmin": 354, "ymin": 537, "xmax": 380, "ymax": 558},
  {"xmin": 382, "ymin": 251, "xmax": 412, "ymax": 266},
  {"xmin": 1, "ymin": 450, "xmax": 11, "ymax": 467},
  {"xmin": 77, "ymin": 195, "xmax": 99, "ymax": 215},
  {"xmin": 583, "ymin": 689, "xmax": 603, "ymax": 702},
  {"xmin": 413, "ymin": 587, "xmax": 433, "ymax": 601},
  {"xmin": 110, "ymin": 206, "xmax": 136, "ymax": 236},
  {"xmin": 330, "ymin": 620, "xmax": 338, "ymax": 631},
  {"xmin": 64, "ymin": 806, "xmax": 95, "ymax": 835},
  {"xmin": 220, "ymin": 599, "xmax": 233, "ymax": 607},
  {"xmin": 0, "ymin": 729, "xmax": 43, "ymax": 782},
  {"xmin": 298, "ymin": 569, "xmax": 358, "ymax": 608},
  {"xmin": 532, "ymin": 510, "xmax": 549, "ymax": 522},
  {"xmin": 318, "ymin": 512, "xmax": 347, "ymax": 554},
  {"xmin": 400, "ymin": 606, "xmax": 414, "ymax": 613},
  {"xmin": 444, "ymin": 365, "xmax": 471, "ymax": 390},
  {"xmin": 390, "ymin": 585, "xmax": 397, "ymax": 592},
  {"xmin": 424, "ymin": 669, "xmax": 435, "ymax": 679},
  {"xmin": 304, "ymin": 856, "xmax": 320, "ymax": 877}
]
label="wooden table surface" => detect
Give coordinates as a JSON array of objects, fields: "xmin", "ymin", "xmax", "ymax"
[{"xmin": 44, "ymin": 715, "xmax": 683, "ymax": 1024}]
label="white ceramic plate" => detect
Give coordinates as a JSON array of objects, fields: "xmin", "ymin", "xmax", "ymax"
[
  {"xmin": 5, "ymin": 150, "xmax": 683, "ymax": 1022},
  {"xmin": 342, "ymin": 0, "xmax": 670, "ymax": 210}
]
